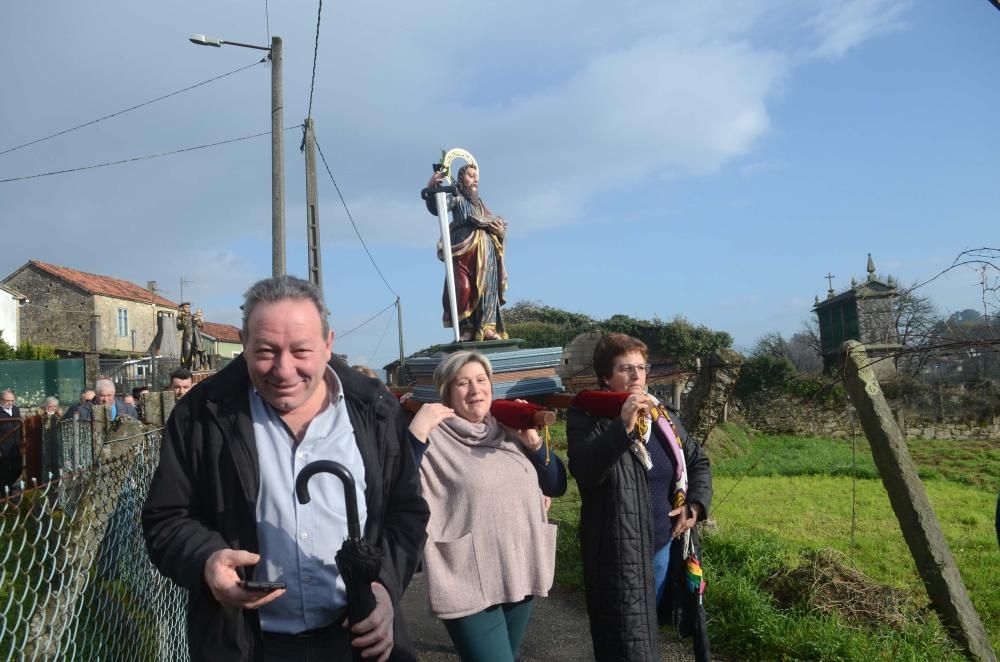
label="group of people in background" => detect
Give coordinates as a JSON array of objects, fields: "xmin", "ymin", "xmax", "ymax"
[
  {"xmin": 138, "ymin": 274, "xmax": 714, "ymax": 662},
  {"xmin": 0, "ymin": 365, "xmax": 199, "ymax": 494}
]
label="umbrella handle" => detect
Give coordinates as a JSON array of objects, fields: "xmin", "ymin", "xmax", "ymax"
[{"xmin": 295, "ymin": 460, "xmax": 362, "ymax": 540}]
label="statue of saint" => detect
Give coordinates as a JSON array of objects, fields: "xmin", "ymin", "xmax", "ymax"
[
  {"xmin": 177, "ymin": 302, "xmax": 205, "ymax": 370},
  {"xmin": 192, "ymin": 309, "xmax": 208, "ymax": 370},
  {"xmin": 425, "ymin": 163, "xmax": 509, "ymax": 341}
]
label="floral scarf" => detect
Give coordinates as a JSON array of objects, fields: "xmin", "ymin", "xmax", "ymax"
[{"xmin": 637, "ymin": 396, "xmax": 705, "ymax": 596}]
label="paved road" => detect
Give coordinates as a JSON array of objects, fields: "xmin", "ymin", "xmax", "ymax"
[{"xmin": 402, "ymin": 572, "xmax": 696, "ymax": 661}]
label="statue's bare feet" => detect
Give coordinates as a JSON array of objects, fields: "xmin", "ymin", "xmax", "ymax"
[
  {"xmin": 460, "ymin": 330, "xmax": 473, "ymax": 341},
  {"xmin": 484, "ymin": 330, "xmax": 499, "ymax": 340}
]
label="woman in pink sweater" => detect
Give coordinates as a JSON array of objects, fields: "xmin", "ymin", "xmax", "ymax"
[{"xmin": 407, "ymin": 350, "xmax": 566, "ymax": 661}]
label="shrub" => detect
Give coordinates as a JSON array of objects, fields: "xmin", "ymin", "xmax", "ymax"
[{"xmin": 734, "ymin": 356, "xmax": 796, "ymax": 401}]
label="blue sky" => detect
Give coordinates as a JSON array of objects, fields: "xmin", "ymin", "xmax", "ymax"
[{"xmin": 1, "ymin": 1, "xmax": 997, "ymax": 368}]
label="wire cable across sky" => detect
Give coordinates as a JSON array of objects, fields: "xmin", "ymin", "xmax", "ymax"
[
  {"xmin": 0, "ymin": 126, "xmax": 300, "ymax": 184},
  {"xmin": 368, "ymin": 304, "xmax": 397, "ymax": 365},
  {"xmin": 306, "ymin": 0, "xmax": 324, "ymax": 120},
  {"xmin": 314, "ymin": 134, "xmax": 399, "ymax": 298},
  {"xmin": 0, "ymin": 59, "xmax": 266, "ymax": 158},
  {"xmin": 337, "ymin": 300, "xmax": 397, "ymax": 339}
]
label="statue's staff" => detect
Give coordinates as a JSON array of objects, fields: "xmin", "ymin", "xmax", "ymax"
[{"xmin": 421, "ymin": 148, "xmax": 478, "ymax": 343}]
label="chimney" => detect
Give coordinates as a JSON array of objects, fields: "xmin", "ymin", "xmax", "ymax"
[
  {"xmin": 147, "ymin": 280, "xmax": 158, "ymax": 294},
  {"xmin": 89, "ymin": 314, "xmax": 102, "ymax": 352}
]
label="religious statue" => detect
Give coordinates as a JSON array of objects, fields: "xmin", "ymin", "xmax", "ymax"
[
  {"xmin": 423, "ymin": 150, "xmax": 509, "ymax": 342},
  {"xmin": 177, "ymin": 302, "xmax": 206, "ymax": 370},
  {"xmin": 192, "ymin": 308, "xmax": 209, "ymax": 370}
]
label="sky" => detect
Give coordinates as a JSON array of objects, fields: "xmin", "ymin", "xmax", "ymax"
[{"xmin": 2, "ymin": 1, "xmax": 998, "ymax": 369}]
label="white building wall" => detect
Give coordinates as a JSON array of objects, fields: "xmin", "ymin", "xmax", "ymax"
[{"xmin": 0, "ymin": 291, "xmax": 19, "ymax": 346}]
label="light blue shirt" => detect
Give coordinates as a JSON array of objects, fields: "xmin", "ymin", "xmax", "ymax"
[{"xmin": 251, "ymin": 367, "xmax": 367, "ymax": 634}]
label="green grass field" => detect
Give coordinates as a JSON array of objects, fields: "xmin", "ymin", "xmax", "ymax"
[{"xmin": 547, "ymin": 422, "xmax": 1000, "ymax": 660}]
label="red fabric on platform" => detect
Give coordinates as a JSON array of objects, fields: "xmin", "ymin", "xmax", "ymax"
[
  {"xmin": 570, "ymin": 390, "xmax": 630, "ymax": 418},
  {"xmin": 490, "ymin": 399, "xmax": 547, "ymax": 429}
]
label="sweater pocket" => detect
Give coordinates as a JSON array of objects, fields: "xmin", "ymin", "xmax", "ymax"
[{"xmin": 425, "ymin": 531, "xmax": 485, "ymax": 617}]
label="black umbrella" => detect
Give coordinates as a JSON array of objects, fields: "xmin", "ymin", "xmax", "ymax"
[
  {"xmin": 677, "ymin": 540, "xmax": 711, "ymax": 662},
  {"xmin": 295, "ymin": 460, "xmax": 383, "ymax": 659}
]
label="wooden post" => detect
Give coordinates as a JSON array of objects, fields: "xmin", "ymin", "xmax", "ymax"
[
  {"xmin": 841, "ymin": 341, "xmax": 995, "ymax": 661},
  {"xmin": 680, "ymin": 348, "xmax": 744, "ymax": 444}
]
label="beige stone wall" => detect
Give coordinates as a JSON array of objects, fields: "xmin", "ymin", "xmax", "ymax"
[
  {"xmin": 737, "ymin": 394, "xmax": 1000, "ymax": 441},
  {"xmin": 92, "ymin": 295, "xmax": 167, "ymax": 353}
]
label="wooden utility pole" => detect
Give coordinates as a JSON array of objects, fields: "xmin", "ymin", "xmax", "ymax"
[
  {"xmin": 271, "ymin": 36, "xmax": 286, "ymax": 277},
  {"xmin": 303, "ymin": 117, "xmax": 323, "ymax": 291},
  {"xmin": 841, "ymin": 341, "xmax": 995, "ymax": 661},
  {"xmin": 396, "ymin": 297, "xmax": 405, "ymax": 370}
]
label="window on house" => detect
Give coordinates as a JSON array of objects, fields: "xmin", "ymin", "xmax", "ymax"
[{"xmin": 117, "ymin": 308, "xmax": 129, "ymax": 337}]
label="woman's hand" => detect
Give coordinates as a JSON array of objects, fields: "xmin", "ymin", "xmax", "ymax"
[
  {"xmin": 620, "ymin": 393, "xmax": 654, "ymax": 433},
  {"xmin": 670, "ymin": 503, "xmax": 701, "ymax": 539},
  {"xmin": 408, "ymin": 403, "xmax": 454, "ymax": 443},
  {"xmin": 507, "ymin": 426, "xmax": 543, "ymax": 452}
]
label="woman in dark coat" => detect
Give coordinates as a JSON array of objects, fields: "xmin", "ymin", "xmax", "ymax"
[{"xmin": 567, "ymin": 333, "xmax": 713, "ymax": 661}]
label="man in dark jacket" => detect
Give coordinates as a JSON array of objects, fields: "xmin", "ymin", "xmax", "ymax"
[
  {"xmin": 65, "ymin": 379, "xmax": 138, "ymax": 421},
  {"xmin": 0, "ymin": 388, "xmax": 23, "ymax": 490},
  {"xmin": 142, "ymin": 276, "xmax": 429, "ymax": 661}
]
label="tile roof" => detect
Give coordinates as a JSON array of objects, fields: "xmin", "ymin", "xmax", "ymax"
[
  {"xmin": 28, "ymin": 260, "xmax": 178, "ymax": 308},
  {"xmin": 201, "ymin": 321, "xmax": 242, "ymax": 344}
]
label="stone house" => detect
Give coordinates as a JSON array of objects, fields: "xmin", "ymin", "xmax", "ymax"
[
  {"xmin": 2, "ymin": 260, "xmax": 178, "ymax": 355},
  {"xmin": 0, "ymin": 283, "xmax": 27, "ymax": 347}
]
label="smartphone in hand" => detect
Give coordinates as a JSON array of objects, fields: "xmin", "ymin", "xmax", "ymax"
[{"xmin": 239, "ymin": 580, "xmax": 286, "ymax": 592}]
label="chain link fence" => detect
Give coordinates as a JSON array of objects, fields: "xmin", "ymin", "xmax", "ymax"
[{"xmin": 0, "ymin": 425, "xmax": 188, "ymax": 661}]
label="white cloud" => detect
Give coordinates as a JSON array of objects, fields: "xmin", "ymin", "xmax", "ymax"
[
  {"xmin": 0, "ymin": 0, "xmax": 912, "ymax": 308},
  {"xmin": 807, "ymin": 0, "xmax": 909, "ymax": 60}
]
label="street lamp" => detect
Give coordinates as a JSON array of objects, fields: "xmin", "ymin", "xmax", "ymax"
[{"xmin": 190, "ymin": 33, "xmax": 285, "ymax": 277}]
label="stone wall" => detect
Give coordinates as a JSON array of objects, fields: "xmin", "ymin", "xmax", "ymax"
[
  {"xmin": 857, "ymin": 295, "xmax": 898, "ymax": 346},
  {"xmin": 898, "ymin": 415, "xmax": 1000, "ymax": 441},
  {"xmin": 7, "ymin": 266, "xmax": 92, "ymax": 350},
  {"xmin": 737, "ymin": 394, "xmax": 1000, "ymax": 441}
]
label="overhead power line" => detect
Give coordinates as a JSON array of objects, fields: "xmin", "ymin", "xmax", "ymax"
[
  {"xmin": 369, "ymin": 305, "xmax": 397, "ymax": 365},
  {"xmin": 313, "ymin": 134, "xmax": 398, "ymax": 298},
  {"xmin": 0, "ymin": 126, "xmax": 300, "ymax": 184},
  {"xmin": 306, "ymin": 0, "xmax": 324, "ymax": 119},
  {"xmin": 0, "ymin": 59, "xmax": 266, "ymax": 158},
  {"xmin": 338, "ymin": 300, "xmax": 397, "ymax": 339},
  {"xmin": 264, "ymin": 0, "xmax": 271, "ymax": 42}
]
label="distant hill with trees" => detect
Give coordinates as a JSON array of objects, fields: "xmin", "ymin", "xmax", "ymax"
[{"xmin": 504, "ymin": 300, "xmax": 733, "ymax": 367}]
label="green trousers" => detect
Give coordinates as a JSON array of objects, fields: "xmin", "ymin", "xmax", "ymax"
[{"xmin": 442, "ymin": 597, "xmax": 535, "ymax": 661}]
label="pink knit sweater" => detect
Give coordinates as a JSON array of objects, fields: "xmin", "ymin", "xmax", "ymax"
[{"xmin": 420, "ymin": 415, "xmax": 558, "ymax": 619}]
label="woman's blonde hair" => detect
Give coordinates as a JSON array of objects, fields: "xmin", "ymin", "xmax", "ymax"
[{"xmin": 433, "ymin": 351, "xmax": 493, "ymax": 402}]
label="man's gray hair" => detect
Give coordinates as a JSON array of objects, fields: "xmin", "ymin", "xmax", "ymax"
[
  {"xmin": 1, "ymin": 388, "xmax": 14, "ymax": 399},
  {"xmin": 433, "ymin": 350, "xmax": 493, "ymax": 402},
  {"xmin": 242, "ymin": 275, "xmax": 330, "ymax": 339},
  {"xmin": 44, "ymin": 396, "xmax": 59, "ymax": 407},
  {"xmin": 94, "ymin": 379, "xmax": 115, "ymax": 395}
]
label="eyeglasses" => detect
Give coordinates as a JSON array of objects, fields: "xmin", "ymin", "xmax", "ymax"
[{"xmin": 613, "ymin": 363, "xmax": 651, "ymax": 375}]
